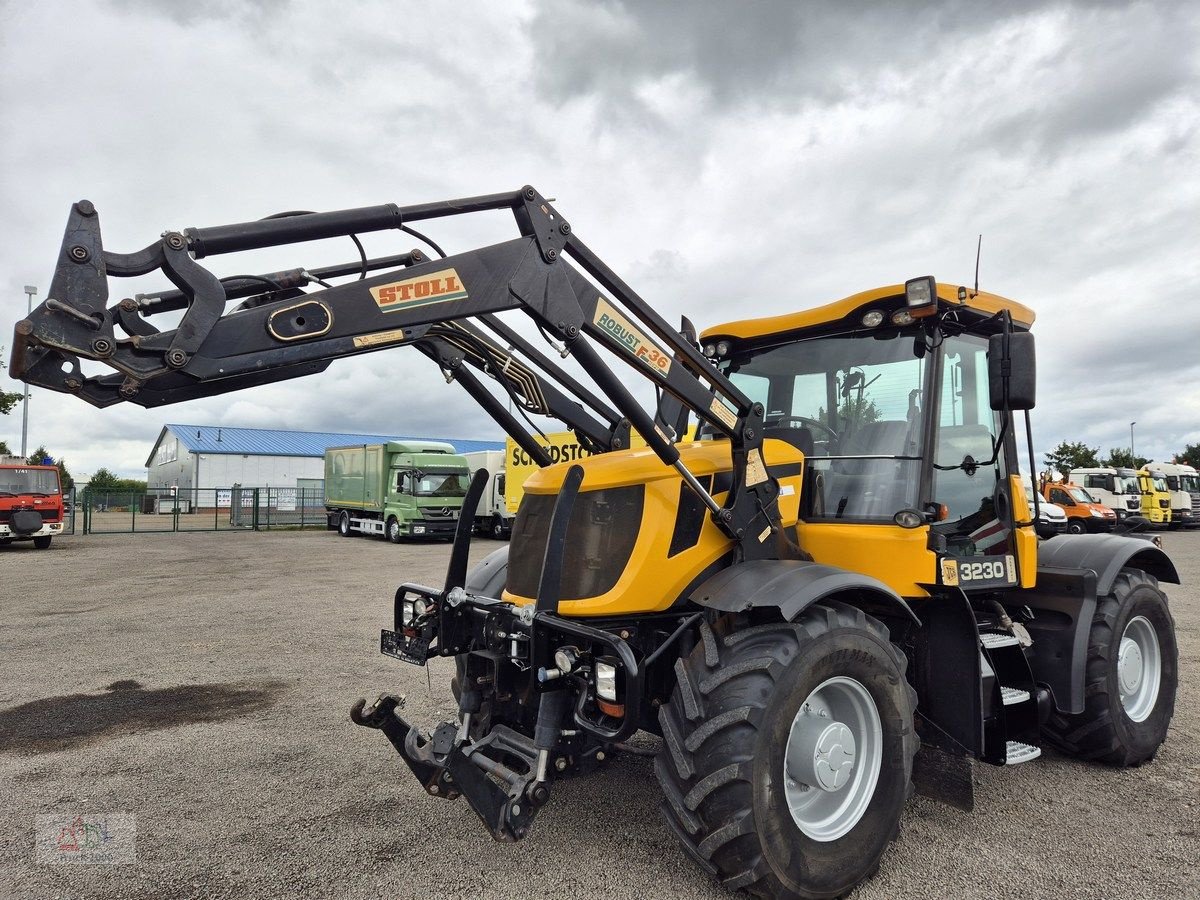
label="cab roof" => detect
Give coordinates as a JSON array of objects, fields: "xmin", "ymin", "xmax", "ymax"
[{"xmin": 702, "ymin": 282, "xmax": 1035, "ymax": 341}]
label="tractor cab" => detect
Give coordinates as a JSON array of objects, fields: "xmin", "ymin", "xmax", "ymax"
[{"xmin": 703, "ymin": 278, "xmax": 1037, "ymax": 596}]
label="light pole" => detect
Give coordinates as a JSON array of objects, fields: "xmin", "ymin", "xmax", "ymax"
[
  {"xmin": 20, "ymin": 285, "xmax": 36, "ymax": 458},
  {"xmin": 1130, "ymin": 421, "xmax": 1136, "ymax": 465}
]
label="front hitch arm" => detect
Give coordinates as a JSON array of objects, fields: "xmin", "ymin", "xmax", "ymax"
[{"xmin": 350, "ymin": 695, "xmax": 546, "ymax": 841}]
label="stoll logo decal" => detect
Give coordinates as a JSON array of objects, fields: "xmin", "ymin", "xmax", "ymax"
[
  {"xmin": 592, "ymin": 297, "xmax": 672, "ymax": 378},
  {"xmin": 370, "ymin": 268, "xmax": 468, "ymax": 312}
]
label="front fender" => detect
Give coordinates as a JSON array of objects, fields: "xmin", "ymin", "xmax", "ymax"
[{"xmin": 690, "ymin": 559, "xmax": 920, "ymax": 625}]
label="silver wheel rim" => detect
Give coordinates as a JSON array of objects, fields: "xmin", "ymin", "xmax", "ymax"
[
  {"xmin": 389, "ymin": 520, "xmax": 399, "ymax": 540},
  {"xmin": 1118, "ymin": 615, "xmax": 1161, "ymax": 723},
  {"xmin": 783, "ymin": 676, "xmax": 882, "ymax": 842}
]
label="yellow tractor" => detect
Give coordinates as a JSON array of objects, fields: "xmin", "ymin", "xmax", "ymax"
[{"xmin": 13, "ymin": 189, "xmax": 1179, "ymax": 899}]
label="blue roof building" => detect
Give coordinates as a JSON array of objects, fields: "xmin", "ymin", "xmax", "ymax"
[{"xmin": 146, "ymin": 424, "xmax": 503, "ymax": 492}]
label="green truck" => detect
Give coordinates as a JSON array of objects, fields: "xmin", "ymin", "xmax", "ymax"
[{"xmin": 324, "ymin": 441, "xmax": 470, "ymax": 541}]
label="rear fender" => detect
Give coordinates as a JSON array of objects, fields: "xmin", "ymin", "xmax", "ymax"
[{"xmin": 1036, "ymin": 533, "xmax": 1178, "ymax": 594}]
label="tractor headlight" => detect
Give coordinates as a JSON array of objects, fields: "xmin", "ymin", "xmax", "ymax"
[
  {"xmin": 401, "ymin": 597, "xmax": 429, "ymax": 625},
  {"xmin": 861, "ymin": 309, "xmax": 884, "ymax": 327},
  {"xmin": 715, "ymin": 339, "xmax": 731, "ymax": 357},
  {"xmin": 554, "ymin": 647, "xmax": 579, "ymax": 674},
  {"xmin": 594, "ymin": 660, "xmax": 618, "ymax": 702},
  {"xmin": 703, "ymin": 343, "xmax": 717, "ymax": 357},
  {"xmin": 904, "ymin": 275, "xmax": 939, "ymax": 318},
  {"xmin": 891, "ymin": 309, "xmax": 914, "ymax": 326}
]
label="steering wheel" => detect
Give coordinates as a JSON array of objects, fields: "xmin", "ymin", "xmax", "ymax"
[{"xmin": 767, "ymin": 415, "xmax": 840, "ymax": 444}]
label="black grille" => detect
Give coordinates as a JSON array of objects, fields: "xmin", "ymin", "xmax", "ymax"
[{"xmin": 508, "ymin": 486, "xmax": 644, "ymax": 601}]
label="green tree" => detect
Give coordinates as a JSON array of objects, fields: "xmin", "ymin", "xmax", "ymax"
[
  {"xmin": 85, "ymin": 467, "xmax": 120, "ymax": 492},
  {"xmin": 82, "ymin": 468, "xmax": 145, "ymax": 494},
  {"xmin": 0, "ymin": 347, "xmax": 22, "ymax": 416},
  {"xmin": 1044, "ymin": 440, "xmax": 1100, "ymax": 475},
  {"xmin": 1103, "ymin": 448, "xmax": 1148, "ymax": 469},
  {"xmin": 0, "ymin": 439, "xmax": 9, "ymax": 455},
  {"xmin": 1176, "ymin": 443, "xmax": 1200, "ymax": 469}
]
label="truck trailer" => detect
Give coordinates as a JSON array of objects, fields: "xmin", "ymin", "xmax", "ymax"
[{"xmin": 324, "ymin": 441, "xmax": 470, "ymax": 541}]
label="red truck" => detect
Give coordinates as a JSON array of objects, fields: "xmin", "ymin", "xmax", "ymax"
[{"xmin": 0, "ymin": 457, "xmax": 65, "ymax": 549}]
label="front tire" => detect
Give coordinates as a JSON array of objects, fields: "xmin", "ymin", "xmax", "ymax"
[
  {"xmin": 1043, "ymin": 568, "xmax": 1177, "ymax": 765},
  {"xmin": 387, "ymin": 516, "xmax": 402, "ymax": 543},
  {"xmin": 656, "ymin": 603, "xmax": 916, "ymax": 899},
  {"xmin": 1066, "ymin": 519, "xmax": 1087, "ymax": 534},
  {"xmin": 33, "ymin": 536, "xmax": 52, "ymax": 549}
]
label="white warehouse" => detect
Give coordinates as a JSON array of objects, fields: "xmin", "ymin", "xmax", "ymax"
[{"xmin": 145, "ymin": 424, "xmax": 503, "ymax": 493}]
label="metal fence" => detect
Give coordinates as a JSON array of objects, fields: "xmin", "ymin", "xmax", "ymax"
[{"xmin": 78, "ymin": 487, "xmax": 328, "ymax": 535}]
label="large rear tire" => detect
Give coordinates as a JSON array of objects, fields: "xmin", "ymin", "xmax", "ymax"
[
  {"xmin": 33, "ymin": 536, "xmax": 52, "ymax": 549},
  {"xmin": 656, "ymin": 603, "xmax": 916, "ymax": 899},
  {"xmin": 1042, "ymin": 568, "xmax": 1177, "ymax": 766},
  {"xmin": 337, "ymin": 511, "xmax": 352, "ymax": 538}
]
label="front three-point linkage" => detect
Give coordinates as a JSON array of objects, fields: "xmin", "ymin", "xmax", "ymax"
[{"xmin": 351, "ymin": 471, "xmax": 571, "ymax": 841}]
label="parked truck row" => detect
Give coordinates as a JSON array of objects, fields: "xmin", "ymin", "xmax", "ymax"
[{"xmin": 1038, "ymin": 461, "xmax": 1198, "ymax": 533}]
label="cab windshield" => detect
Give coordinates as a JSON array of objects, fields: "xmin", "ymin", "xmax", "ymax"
[
  {"xmin": 1068, "ymin": 487, "xmax": 1096, "ymax": 503},
  {"xmin": 1151, "ymin": 476, "xmax": 1168, "ymax": 493},
  {"xmin": 723, "ymin": 329, "xmax": 1004, "ymax": 535},
  {"xmin": 0, "ymin": 467, "xmax": 61, "ymax": 496},
  {"xmin": 1114, "ymin": 475, "xmax": 1140, "ymax": 494},
  {"xmin": 725, "ymin": 329, "xmax": 929, "ymax": 521},
  {"xmin": 1181, "ymin": 474, "xmax": 1200, "ymax": 493},
  {"xmin": 414, "ymin": 471, "xmax": 468, "ymax": 498}
]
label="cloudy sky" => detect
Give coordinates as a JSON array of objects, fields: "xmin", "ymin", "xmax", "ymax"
[{"xmin": 1, "ymin": 0, "xmax": 1197, "ymax": 480}]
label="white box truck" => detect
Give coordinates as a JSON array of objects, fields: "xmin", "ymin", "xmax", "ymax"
[
  {"xmin": 462, "ymin": 449, "xmax": 512, "ymax": 539},
  {"xmin": 1067, "ymin": 467, "xmax": 1143, "ymax": 520}
]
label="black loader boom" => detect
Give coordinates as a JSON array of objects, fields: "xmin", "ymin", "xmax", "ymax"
[{"xmin": 12, "ymin": 187, "xmax": 792, "ymax": 562}]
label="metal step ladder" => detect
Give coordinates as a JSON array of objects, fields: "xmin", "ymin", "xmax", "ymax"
[{"xmin": 979, "ymin": 629, "xmax": 1042, "ymax": 766}]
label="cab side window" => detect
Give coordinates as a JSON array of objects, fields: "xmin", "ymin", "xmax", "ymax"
[{"xmin": 1049, "ymin": 488, "xmax": 1072, "ymax": 505}]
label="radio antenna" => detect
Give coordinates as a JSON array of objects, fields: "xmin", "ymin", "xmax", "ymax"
[{"xmin": 973, "ymin": 234, "xmax": 982, "ymax": 297}]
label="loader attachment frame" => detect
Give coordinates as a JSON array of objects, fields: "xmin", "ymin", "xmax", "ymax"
[{"xmin": 12, "ymin": 187, "xmax": 793, "ymax": 560}]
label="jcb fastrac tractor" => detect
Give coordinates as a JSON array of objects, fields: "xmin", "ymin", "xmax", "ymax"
[{"xmin": 13, "ymin": 188, "xmax": 1179, "ymax": 899}]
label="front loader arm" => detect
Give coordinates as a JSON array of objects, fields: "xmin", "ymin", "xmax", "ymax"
[{"xmin": 12, "ymin": 186, "xmax": 794, "ymax": 560}]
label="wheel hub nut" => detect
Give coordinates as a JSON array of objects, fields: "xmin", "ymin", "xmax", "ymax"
[{"xmin": 791, "ymin": 720, "xmax": 856, "ymax": 792}]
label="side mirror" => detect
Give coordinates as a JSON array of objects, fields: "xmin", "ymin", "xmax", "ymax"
[{"xmin": 988, "ymin": 331, "xmax": 1036, "ymax": 410}]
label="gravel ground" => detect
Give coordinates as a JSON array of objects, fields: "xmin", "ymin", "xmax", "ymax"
[{"xmin": 1, "ymin": 529, "xmax": 1197, "ymax": 899}]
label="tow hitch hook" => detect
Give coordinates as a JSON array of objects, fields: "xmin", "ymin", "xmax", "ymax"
[{"xmin": 351, "ymin": 693, "xmax": 559, "ymax": 842}]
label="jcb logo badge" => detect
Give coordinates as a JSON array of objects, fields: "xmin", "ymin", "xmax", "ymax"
[
  {"xmin": 370, "ymin": 268, "xmax": 467, "ymax": 312},
  {"xmin": 940, "ymin": 559, "xmax": 959, "ymax": 586}
]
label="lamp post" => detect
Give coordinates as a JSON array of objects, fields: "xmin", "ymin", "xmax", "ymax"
[
  {"xmin": 20, "ymin": 285, "xmax": 36, "ymax": 458},
  {"xmin": 1130, "ymin": 421, "xmax": 1136, "ymax": 465}
]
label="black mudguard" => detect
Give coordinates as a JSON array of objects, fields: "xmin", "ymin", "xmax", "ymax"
[
  {"xmin": 1020, "ymin": 534, "xmax": 1178, "ymax": 715},
  {"xmin": 690, "ymin": 559, "xmax": 920, "ymax": 626}
]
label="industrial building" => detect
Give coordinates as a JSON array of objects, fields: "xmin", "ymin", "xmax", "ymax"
[{"xmin": 145, "ymin": 424, "xmax": 503, "ymax": 493}]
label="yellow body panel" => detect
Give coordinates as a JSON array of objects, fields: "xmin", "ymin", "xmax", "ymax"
[
  {"xmin": 1008, "ymin": 474, "xmax": 1039, "ymax": 588},
  {"xmin": 796, "ymin": 522, "xmax": 936, "ymax": 596},
  {"xmin": 504, "ymin": 440, "xmax": 804, "ymax": 616},
  {"xmin": 702, "ymin": 283, "xmax": 1035, "ymax": 341}
]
